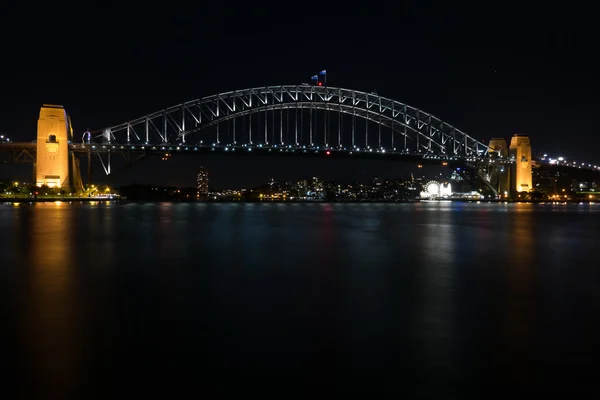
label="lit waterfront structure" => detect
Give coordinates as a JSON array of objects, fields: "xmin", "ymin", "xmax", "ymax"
[
  {"xmin": 197, "ymin": 167, "xmax": 209, "ymax": 197},
  {"xmin": 36, "ymin": 105, "xmax": 70, "ymax": 188},
  {"xmin": 510, "ymin": 134, "xmax": 533, "ymax": 194},
  {"xmin": 420, "ymin": 180, "xmax": 452, "ymax": 199}
]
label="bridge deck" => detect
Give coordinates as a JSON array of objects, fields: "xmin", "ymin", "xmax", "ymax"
[
  {"xmin": 0, "ymin": 142, "xmax": 35, "ymax": 150},
  {"xmin": 1, "ymin": 141, "xmax": 494, "ymax": 163},
  {"xmin": 68, "ymin": 142, "xmax": 497, "ymax": 164}
]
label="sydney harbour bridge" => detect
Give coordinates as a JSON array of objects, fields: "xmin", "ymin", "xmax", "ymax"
[{"xmin": 1, "ymin": 84, "xmax": 596, "ymax": 198}]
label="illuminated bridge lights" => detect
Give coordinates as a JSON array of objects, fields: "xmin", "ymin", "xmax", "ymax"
[
  {"xmin": 5, "ymin": 86, "xmax": 598, "ymax": 200},
  {"xmin": 11, "ymin": 140, "xmax": 594, "ymax": 178}
]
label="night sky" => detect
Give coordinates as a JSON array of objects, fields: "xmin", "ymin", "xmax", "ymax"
[{"xmin": 1, "ymin": 3, "xmax": 598, "ymax": 189}]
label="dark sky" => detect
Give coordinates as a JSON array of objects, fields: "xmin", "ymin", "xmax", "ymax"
[{"xmin": 1, "ymin": 2, "xmax": 598, "ymax": 188}]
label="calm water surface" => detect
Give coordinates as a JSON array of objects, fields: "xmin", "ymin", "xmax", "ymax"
[{"xmin": 1, "ymin": 201, "xmax": 599, "ymax": 397}]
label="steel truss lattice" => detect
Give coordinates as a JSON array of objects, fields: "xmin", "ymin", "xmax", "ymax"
[{"xmin": 99, "ymin": 85, "xmax": 490, "ymax": 157}]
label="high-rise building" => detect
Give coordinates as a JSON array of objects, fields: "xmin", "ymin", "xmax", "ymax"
[
  {"xmin": 509, "ymin": 134, "xmax": 532, "ymax": 194},
  {"xmin": 197, "ymin": 167, "xmax": 209, "ymax": 196}
]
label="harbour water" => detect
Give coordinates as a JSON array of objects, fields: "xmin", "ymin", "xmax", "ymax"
[{"xmin": 1, "ymin": 201, "xmax": 599, "ymax": 397}]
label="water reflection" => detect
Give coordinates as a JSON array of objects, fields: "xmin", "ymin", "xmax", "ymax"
[
  {"xmin": 308, "ymin": 204, "xmax": 342, "ymax": 387},
  {"xmin": 415, "ymin": 209, "xmax": 457, "ymax": 388},
  {"xmin": 504, "ymin": 204, "xmax": 536, "ymax": 387},
  {"xmin": 21, "ymin": 203, "xmax": 81, "ymax": 397},
  {"xmin": 1, "ymin": 202, "xmax": 598, "ymax": 396}
]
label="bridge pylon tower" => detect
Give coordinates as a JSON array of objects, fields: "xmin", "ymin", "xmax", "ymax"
[
  {"xmin": 509, "ymin": 134, "xmax": 533, "ymax": 197},
  {"xmin": 35, "ymin": 104, "xmax": 83, "ymax": 193}
]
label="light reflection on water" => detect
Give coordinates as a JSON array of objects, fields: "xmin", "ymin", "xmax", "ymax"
[
  {"xmin": 0, "ymin": 201, "xmax": 599, "ymax": 396},
  {"xmin": 21, "ymin": 204, "xmax": 81, "ymax": 396}
]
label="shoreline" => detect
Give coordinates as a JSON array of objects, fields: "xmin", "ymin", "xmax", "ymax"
[
  {"xmin": 1, "ymin": 197, "xmax": 115, "ymax": 202},
  {"xmin": 1, "ymin": 198, "xmax": 597, "ymax": 205}
]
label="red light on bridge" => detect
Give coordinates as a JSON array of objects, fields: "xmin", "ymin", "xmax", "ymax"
[
  {"xmin": 326, "ymin": 151, "xmax": 330, "ymax": 155},
  {"xmin": 318, "ymin": 82, "xmax": 322, "ymax": 86}
]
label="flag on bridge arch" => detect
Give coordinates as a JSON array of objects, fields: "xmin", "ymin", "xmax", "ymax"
[{"xmin": 319, "ymin": 69, "xmax": 327, "ymax": 86}]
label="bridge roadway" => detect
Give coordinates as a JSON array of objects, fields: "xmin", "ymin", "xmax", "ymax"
[
  {"xmin": 4, "ymin": 141, "xmax": 600, "ymax": 175},
  {"xmin": 0, "ymin": 140, "xmax": 508, "ymax": 165}
]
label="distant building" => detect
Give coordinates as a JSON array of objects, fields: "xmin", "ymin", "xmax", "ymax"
[
  {"xmin": 420, "ymin": 180, "xmax": 452, "ymax": 199},
  {"xmin": 197, "ymin": 167, "xmax": 209, "ymax": 196},
  {"xmin": 312, "ymin": 176, "xmax": 323, "ymax": 192}
]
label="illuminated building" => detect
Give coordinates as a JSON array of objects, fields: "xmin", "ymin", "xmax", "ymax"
[
  {"xmin": 509, "ymin": 134, "xmax": 533, "ymax": 193},
  {"xmin": 297, "ymin": 180, "xmax": 308, "ymax": 193},
  {"xmin": 312, "ymin": 176, "xmax": 323, "ymax": 192},
  {"xmin": 450, "ymin": 170, "xmax": 463, "ymax": 182},
  {"xmin": 35, "ymin": 104, "xmax": 70, "ymax": 189},
  {"xmin": 197, "ymin": 167, "xmax": 209, "ymax": 196},
  {"xmin": 419, "ymin": 180, "xmax": 452, "ymax": 199}
]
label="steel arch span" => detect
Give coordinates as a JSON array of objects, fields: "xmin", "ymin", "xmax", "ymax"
[{"xmin": 98, "ymin": 85, "xmax": 490, "ymax": 157}]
